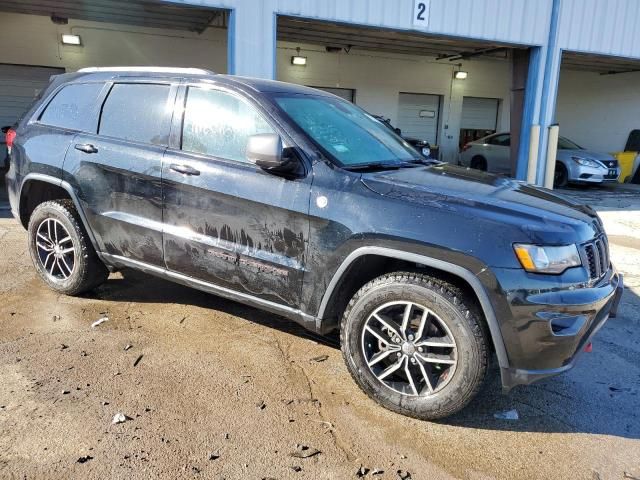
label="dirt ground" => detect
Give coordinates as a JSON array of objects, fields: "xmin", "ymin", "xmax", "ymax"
[{"xmin": 1, "ymin": 186, "xmax": 639, "ymax": 480}]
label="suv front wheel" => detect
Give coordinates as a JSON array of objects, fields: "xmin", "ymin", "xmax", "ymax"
[
  {"xmin": 341, "ymin": 272, "xmax": 488, "ymax": 420},
  {"xmin": 28, "ymin": 200, "xmax": 109, "ymax": 295}
]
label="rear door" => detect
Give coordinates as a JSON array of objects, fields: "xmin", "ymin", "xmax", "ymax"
[
  {"xmin": 63, "ymin": 81, "xmax": 177, "ymax": 266},
  {"xmin": 161, "ymin": 84, "xmax": 312, "ymax": 308}
]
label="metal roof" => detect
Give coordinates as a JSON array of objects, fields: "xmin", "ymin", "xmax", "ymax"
[{"xmin": 0, "ymin": 0, "xmax": 227, "ymax": 33}]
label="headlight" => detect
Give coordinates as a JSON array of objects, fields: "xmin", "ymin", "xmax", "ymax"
[
  {"xmin": 571, "ymin": 156, "xmax": 600, "ymax": 168},
  {"xmin": 513, "ymin": 244, "xmax": 582, "ymax": 274}
]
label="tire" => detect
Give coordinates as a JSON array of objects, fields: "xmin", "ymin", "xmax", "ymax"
[
  {"xmin": 340, "ymin": 272, "xmax": 488, "ymax": 420},
  {"xmin": 470, "ymin": 156, "xmax": 488, "ymax": 172},
  {"xmin": 554, "ymin": 161, "xmax": 569, "ymax": 188},
  {"xmin": 28, "ymin": 199, "xmax": 109, "ymax": 295}
]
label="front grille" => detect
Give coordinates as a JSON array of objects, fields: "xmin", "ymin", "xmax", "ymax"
[
  {"xmin": 601, "ymin": 160, "xmax": 618, "ymax": 169},
  {"xmin": 581, "ymin": 235, "xmax": 610, "ymax": 281}
]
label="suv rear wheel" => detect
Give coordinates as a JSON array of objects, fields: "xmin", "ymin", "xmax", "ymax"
[
  {"xmin": 340, "ymin": 272, "xmax": 488, "ymax": 420},
  {"xmin": 28, "ymin": 200, "xmax": 109, "ymax": 295}
]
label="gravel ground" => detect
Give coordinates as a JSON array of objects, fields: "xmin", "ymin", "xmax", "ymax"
[{"xmin": 0, "ymin": 185, "xmax": 639, "ymax": 479}]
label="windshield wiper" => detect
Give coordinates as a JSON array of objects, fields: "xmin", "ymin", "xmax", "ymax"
[{"xmin": 343, "ymin": 162, "xmax": 405, "ymax": 172}]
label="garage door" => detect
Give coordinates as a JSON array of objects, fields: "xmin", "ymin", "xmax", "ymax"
[
  {"xmin": 397, "ymin": 93, "xmax": 440, "ymax": 144},
  {"xmin": 310, "ymin": 86, "xmax": 355, "ymax": 102},
  {"xmin": 0, "ymin": 64, "xmax": 64, "ymax": 161},
  {"xmin": 461, "ymin": 97, "xmax": 499, "ymax": 130}
]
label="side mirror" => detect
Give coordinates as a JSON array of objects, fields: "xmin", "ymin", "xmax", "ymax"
[
  {"xmin": 394, "ymin": 127, "xmax": 402, "ymax": 135},
  {"xmin": 1, "ymin": 126, "xmax": 10, "ymax": 134},
  {"xmin": 246, "ymin": 133, "xmax": 287, "ymax": 170}
]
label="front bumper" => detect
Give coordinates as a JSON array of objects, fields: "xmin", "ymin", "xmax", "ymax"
[
  {"xmin": 570, "ymin": 164, "xmax": 620, "ymax": 183},
  {"xmin": 489, "ymin": 266, "xmax": 623, "ymax": 391}
]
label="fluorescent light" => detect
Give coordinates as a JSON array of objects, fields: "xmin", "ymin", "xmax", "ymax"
[
  {"xmin": 454, "ymin": 71, "xmax": 468, "ymax": 80},
  {"xmin": 61, "ymin": 34, "xmax": 81, "ymax": 46},
  {"xmin": 291, "ymin": 56, "xmax": 307, "ymax": 66}
]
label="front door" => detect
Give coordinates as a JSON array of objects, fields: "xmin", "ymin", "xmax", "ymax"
[
  {"xmin": 162, "ymin": 85, "xmax": 311, "ymax": 308},
  {"xmin": 63, "ymin": 81, "xmax": 177, "ymax": 266}
]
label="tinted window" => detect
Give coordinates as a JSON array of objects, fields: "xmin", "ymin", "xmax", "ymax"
[
  {"xmin": 182, "ymin": 87, "xmax": 275, "ymax": 163},
  {"xmin": 100, "ymin": 83, "xmax": 171, "ymax": 145},
  {"xmin": 39, "ymin": 83, "xmax": 103, "ymax": 132},
  {"xmin": 489, "ymin": 134, "xmax": 510, "ymax": 147}
]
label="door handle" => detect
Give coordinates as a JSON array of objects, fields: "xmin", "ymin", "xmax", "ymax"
[
  {"xmin": 170, "ymin": 163, "xmax": 200, "ymax": 176},
  {"xmin": 74, "ymin": 143, "xmax": 98, "ymax": 154}
]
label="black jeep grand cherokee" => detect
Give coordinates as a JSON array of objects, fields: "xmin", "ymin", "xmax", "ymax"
[{"xmin": 6, "ymin": 67, "xmax": 623, "ymax": 420}]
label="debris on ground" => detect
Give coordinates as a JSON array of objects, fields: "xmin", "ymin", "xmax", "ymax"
[
  {"xmin": 290, "ymin": 444, "xmax": 321, "ymax": 459},
  {"xmin": 256, "ymin": 400, "xmax": 266, "ymax": 410},
  {"xmin": 91, "ymin": 316, "xmax": 109, "ymax": 328},
  {"xmin": 493, "ymin": 409, "xmax": 519, "ymax": 420},
  {"xmin": 112, "ymin": 413, "xmax": 131, "ymax": 424},
  {"xmin": 124, "ymin": 344, "xmax": 133, "ymax": 351},
  {"xmin": 396, "ymin": 469, "xmax": 412, "ymax": 480},
  {"xmin": 59, "ymin": 344, "xmax": 68, "ymax": 350},
  {"xmin": 209, "ymin": 452, "xmax": 220, "ymax": 461},
  {"xmin": 76, "ymin": 455, "xmax": 93, "ymax": 464},
  {"xmin": 80, "ymin": 351, "xmax": 88, "ymax": 357},
  {"xmin": 52, "ymin": 315, "xmax": 61, "ymax": 322},
  {"xmin": 102, "ymin": 401, "xmax": 109, "ymax": 406},
  {"xmin": 224, "ymin": 433, "xmax": 230, "ymax": 440},
  {"xmin": 62, "ymin": 390, "xmax": 70, "ymax": 395},
  {"xmin": 179, "ymin": 316, "xmax": 187, "ymax": 324},
  {"xmin": 624, "ymin": 472, "xmax": 640, "ymax": 480},
  {"xmin": 356, "ymin": 465, "xmax": 370, "ymax": 477},
  {"xmin": 372, "ymin": 469, "xmax": 384, "ymax": 476},
  {"xmin": 290, "ymin": 465, "xmax": 302, "ymax": 472},
  {"xmin": 310, "ymin": 355, "xmax": 329, "ymax": 363},
  {"xmin": 133, "ymin": 354, "xmax": 143, "ymax": 367}
]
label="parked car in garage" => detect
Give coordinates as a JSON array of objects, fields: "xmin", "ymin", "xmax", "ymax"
[
  {"xmin": 460, "ymin": 132, "xmax": 621, "ymax": 187},
  {"xmin": 6, "ymin": 67, "xmax": 623, "ymax": 420},
  {"xmin": 372, "ymin": 115, "xmax": 440, "ymax": 160}
]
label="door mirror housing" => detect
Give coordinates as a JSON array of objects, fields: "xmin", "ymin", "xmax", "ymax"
[{"xmin": 247, "ymin": 133, "xmax": 287, "ymax": 170}]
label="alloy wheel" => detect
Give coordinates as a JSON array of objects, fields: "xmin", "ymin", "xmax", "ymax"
[
  {"xmin": 35, "ymin": 218, "xmax": 76, "ymax": 280},
  {"xmin": 361, "ymin": 301, "xmax": 458, "ymax": 396}
]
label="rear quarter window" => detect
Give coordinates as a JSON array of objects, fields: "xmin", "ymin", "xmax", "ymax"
[
  {"xmin": 99, "ymin": 83, "xmax": 172, "ymax": 146},
  {"xmin": 39, "ymin": 83, "xmax": 104, "ymax": 132}
]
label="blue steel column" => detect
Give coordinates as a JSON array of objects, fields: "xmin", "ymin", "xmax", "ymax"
[
  {"xmin": 227, "ymin": 1, "xmax": 277, "ymax": 79},
  {"xmin": 535, "ymin": 0, "xmax": 563, "ymax": 185},
  {"xmin": 515, "ymin": 47, "xmax": 543, "ymax": 180}
]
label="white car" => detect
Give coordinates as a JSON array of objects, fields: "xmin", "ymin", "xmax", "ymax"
[{"xmin": 460, "ymin": 133, "xmax": 620, "ymax": 187}]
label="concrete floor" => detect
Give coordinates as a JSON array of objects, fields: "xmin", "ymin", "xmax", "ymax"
[{"xmin": 0, "ymin": 185, "xmax": 639, "ymax": 479}]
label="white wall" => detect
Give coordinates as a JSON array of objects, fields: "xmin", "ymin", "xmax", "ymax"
[
  {"xmin": 0, "ymin": 12, "xmax": 227, "ymax": 73},
  {"xmin": 277, "ymin": 42, "xmax": 511, "ymax": 162},
  {"xmin": 556, "ymin": 69, "xmax": 640, "ymax": 153},
  {"xmin": 0, "ymin": 12, "xmax": 511, "ymax": 162}
]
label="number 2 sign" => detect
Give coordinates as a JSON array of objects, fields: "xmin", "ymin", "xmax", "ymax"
[{"xmin": 412, "ymin": 0, "xmax": 431, "ymax": 28}]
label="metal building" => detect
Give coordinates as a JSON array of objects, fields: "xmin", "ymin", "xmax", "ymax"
[{"xmin": 2, "ymin": 0, "xmax": 640, "ymax": 184}]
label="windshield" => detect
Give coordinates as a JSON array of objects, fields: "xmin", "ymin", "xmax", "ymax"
[
  {"xmin": 273, "ymin": 94, "xmax": 419, "ymax": 167},
  {"xmin": 557, "ymin": 137, "xmax": 583, "ymax": 150}
]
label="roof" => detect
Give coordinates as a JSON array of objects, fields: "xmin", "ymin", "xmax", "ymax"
[{"xmin": 57, "ymin": 67, "xmax": 334, "ymax": 97}]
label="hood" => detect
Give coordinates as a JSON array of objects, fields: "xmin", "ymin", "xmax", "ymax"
[{"xmin": 360, "ymin": 164, "xmax": 602, "ymax": 244}]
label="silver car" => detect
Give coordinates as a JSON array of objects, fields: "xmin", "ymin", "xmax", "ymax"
[{"xmin": 460, "ymin": 133, "xmax": 621, "ymax": 187}]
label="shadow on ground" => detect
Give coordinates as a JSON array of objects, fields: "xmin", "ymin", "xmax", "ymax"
[{"xmin": 87, "ymin": 267, "xmax": 640, "ymax": 441}]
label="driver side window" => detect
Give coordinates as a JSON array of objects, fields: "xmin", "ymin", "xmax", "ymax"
[{"xmin": 181, "ymin": 87, "xmax": 275, "ymax": 163}]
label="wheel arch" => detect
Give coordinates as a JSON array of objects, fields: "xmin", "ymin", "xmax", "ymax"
[
  {"xmin": 317, "ymin": 247, "xmax": 510, "ymax": 370},
  {"xmin": 19, "ymin": 173, "xmax": 105, "ymax": 264}
]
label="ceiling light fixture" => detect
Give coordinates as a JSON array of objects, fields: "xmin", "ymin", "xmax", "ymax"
[
  {"xmin": 291, "ymin": 47, "xmax": 307, "ymax": 66},
  {"xmin": 454, "ymin": 70, "xmax": 468, "ymax": 80},
  {"xmin": 61, "ymin": 34, "xmax": 82, "ymax": 46}
]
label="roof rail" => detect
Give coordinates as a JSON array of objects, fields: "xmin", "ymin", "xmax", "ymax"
[{"xmin": 77, "ymin": 66, "xmax": 215, "ymax": 75}]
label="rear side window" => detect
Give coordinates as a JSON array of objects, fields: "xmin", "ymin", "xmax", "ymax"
[
  {"xmin": 39, "ymin": 83, "xmax": 103, "ymax": 132},
  {"xmin": 181, "ymin": 87, "xmax": 275, "ymax": 163},
  {"xmin": 99, "ymin": 83, "xmax": 172, "ymax": 146}
]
